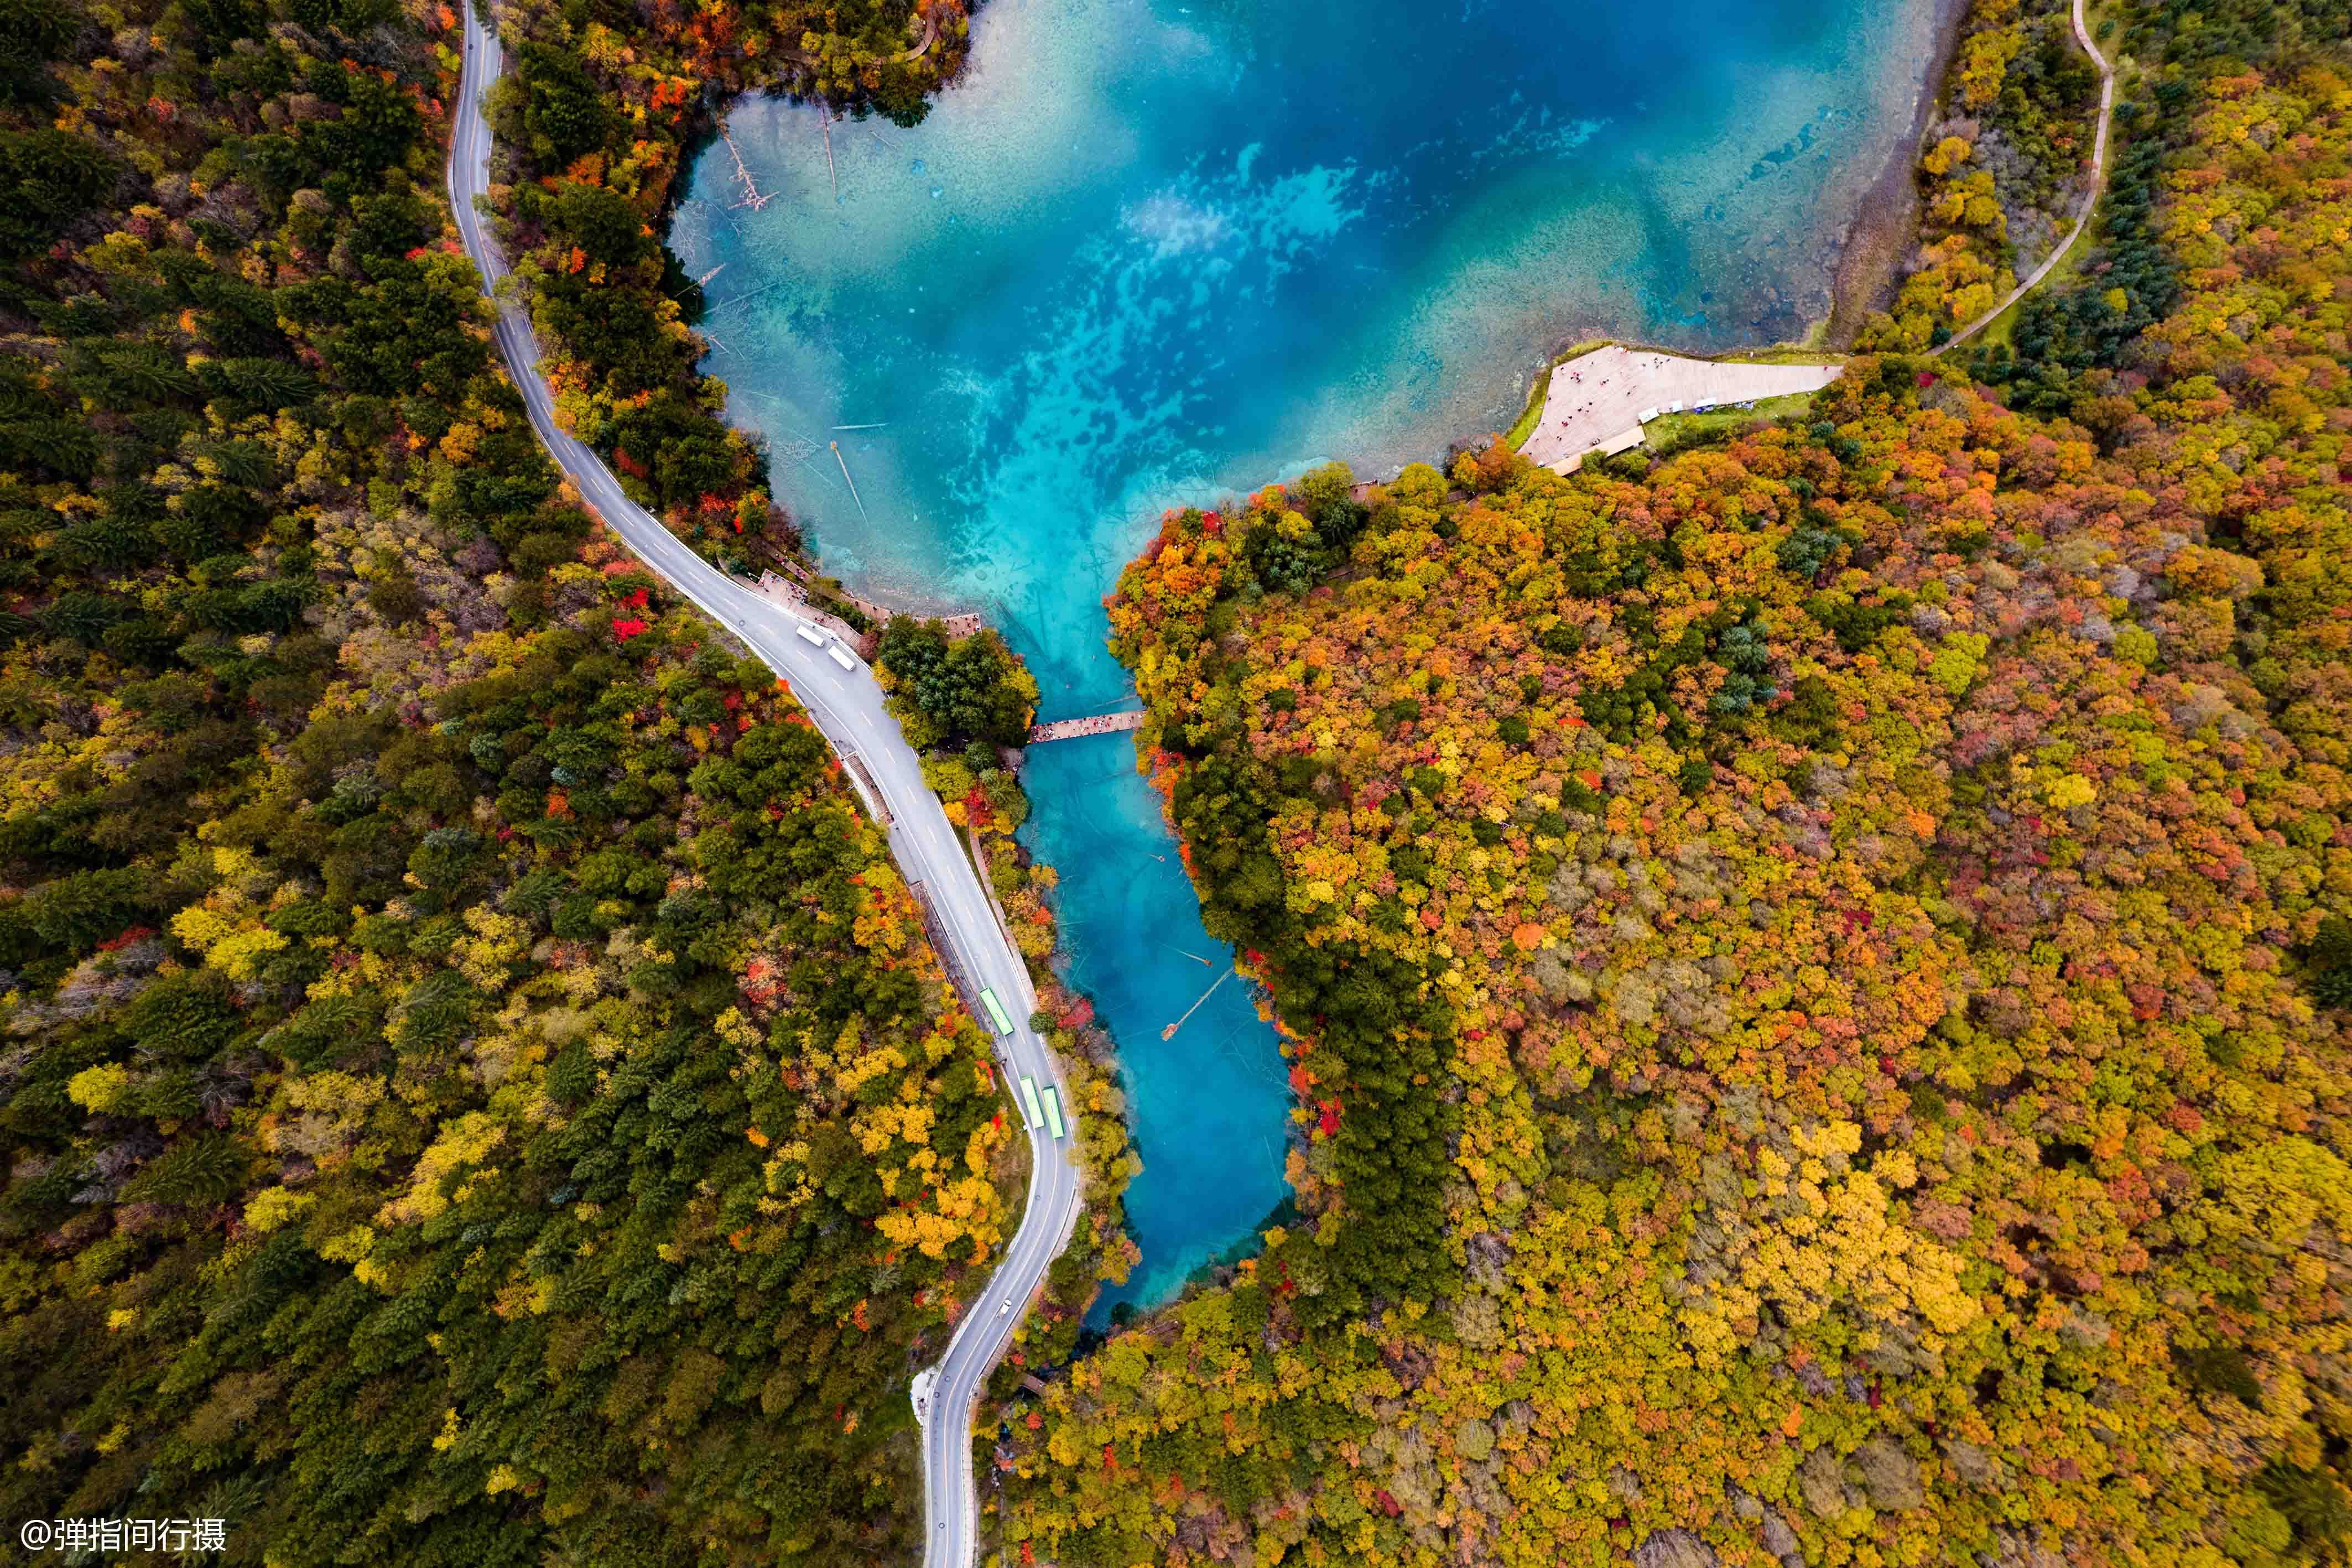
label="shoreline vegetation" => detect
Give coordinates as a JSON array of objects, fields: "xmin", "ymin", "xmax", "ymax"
[
  {"xmin": 471, "ymin": 0, "xmax": 1151, "ymax": 1419},
  {"xmin": 869, "ymin": 612, "xmax": 1144, "ymax": 1315},
  {"xmin": 1503, "ymin": 0, "xmax": 2120, "ymax": 471},
  {"xmin": 468, "ymin": 0, "xmax": 1158, "ymax": 1432},
  {"xmin": 1, "ymin": 0, "xmax": 2341, "ymax": 1560},
  {"xmin": 0, "ymin": 1, "xmax": 1140, "ymax": 1565},
  {"xmin": 990, "ymin": 2, "xmax": 2352, "ymax": 1566},
  {"xmin": 471, "ymin": 0, "xmax": 967, "ymax": 570}
]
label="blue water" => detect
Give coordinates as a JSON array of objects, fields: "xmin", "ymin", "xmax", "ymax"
[{"xmin": 674, "ymin": 0, "xmax": 1939, "ymax": 1310}]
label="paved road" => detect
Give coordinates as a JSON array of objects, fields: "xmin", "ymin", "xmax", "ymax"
[
  {"xmin": 447, "ymin": 13, "xmax": 1081, "ymax": 1562},
  {"xmin": 1941, "ymin": 0, "xmax": 2115, "ymax": 352}
]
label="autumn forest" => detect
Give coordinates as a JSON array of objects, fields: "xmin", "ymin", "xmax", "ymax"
[
  {"xmin": 997, "ymin": 4, "xmax": 2352, "ymax": 1563},
  {"xmin": 2, "ymin": 0, "xmax": 2349, "ymax": 1563}
]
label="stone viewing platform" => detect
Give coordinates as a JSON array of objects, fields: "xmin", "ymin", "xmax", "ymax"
[
  {"xmin": 1519, "ymin": 343, "xmax": 1842, "ymax": 475},
  {"xmin": 1028, "ymin": 710, "xmax": 1146, "ymax": 746},
  {"xmin": 748, "ymin": 570, "xmax": 865, "ymax": 644}
]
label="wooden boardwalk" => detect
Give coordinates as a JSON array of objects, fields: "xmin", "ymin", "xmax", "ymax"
[{"xmin": 1027, "ymin": 710, "xmax": 1146, "ymax": 746}]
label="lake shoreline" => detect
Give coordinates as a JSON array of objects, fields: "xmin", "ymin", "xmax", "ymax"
[
  {"xmin": 1472, "ymin": 0, "xmax": 1972, "ymax": 381},
  {"xmin": 1824, "ymin": 0, "xmax": 1975, "ymax": 346},
  {"xmin": 1476, "ymin": 0, "xmax": 1976, "ymax": 459},
  {"xmin": 671, "ymin": 0, "xmax": 1977, "ymax": 1316}
]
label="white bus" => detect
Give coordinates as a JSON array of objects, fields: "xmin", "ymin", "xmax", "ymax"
[
  {"xmin": 826, "ymin": 642, "xmax": 856, "ymax": 673},
  {"xmin": 794, "ymin": 622, "xmax": 826, "ymax": 648}
]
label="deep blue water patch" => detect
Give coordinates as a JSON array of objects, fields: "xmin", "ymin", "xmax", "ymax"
[
  {"xmin": 1018, "ymin": 734, "xmax": 1292, "ymax": 1312},
  {"xmin": 674, "ymin": 0, "xmax": 1939, "ymax": 1311}
]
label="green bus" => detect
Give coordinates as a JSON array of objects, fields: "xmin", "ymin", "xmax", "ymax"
[
  {"xmin": 1018, "ymin": 1075, "xmax": 1044, "ymax": 1132},
  {"xmin": 1042, "ymin": 1086, "xmax": 1066, "ymax": 1142},
  {"xmin": 979, "ymin": 987, "xmax": 1015, "ymax": 1036}
]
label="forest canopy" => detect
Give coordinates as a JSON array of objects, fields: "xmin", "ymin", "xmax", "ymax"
[
  {"xmin": 0, "ymin": 0, "xmax": 1032, "ymax": 1561},
  {"xmin": 4, "ymin": 0, "xmax": 2350, "ymax": 1561},
  {"xmin": 995, "ymin": 20, "xmax": 2352, "ymax": 1568}
]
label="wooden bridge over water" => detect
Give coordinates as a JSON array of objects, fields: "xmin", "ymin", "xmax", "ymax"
[{"xmin": 1027, "ymin": 710, "xmax": 1146, "ymax": 746}]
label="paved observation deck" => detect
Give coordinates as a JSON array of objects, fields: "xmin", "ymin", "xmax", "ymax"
[{"xmin": 1520, "ymin": 344, "xmax": 1842, "ymax": 474}]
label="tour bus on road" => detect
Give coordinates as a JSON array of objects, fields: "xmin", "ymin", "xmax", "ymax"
[
  {"xmin": 794, "ymin": 622, "xmax": 826, "ymax": 648},
  {"xmin": 1018, "ymin": 1075, "xmax": 1045, "ymax": 1131},
  {"xmin": 826, "ymin": 642, "xmax": 856, "ymax": 673},
  {"xmin": 1042, "ymin": 1086, "xmax": 1066, "ymax": 1142},
  {"xmin": 979, "ymin": 987, "xmax": 1015, "ymax": 1036}
]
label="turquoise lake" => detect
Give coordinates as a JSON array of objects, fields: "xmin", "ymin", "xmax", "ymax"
[{"xmin": 672, "ymin": 0, "xmax": 1940, "ymax": 1312}]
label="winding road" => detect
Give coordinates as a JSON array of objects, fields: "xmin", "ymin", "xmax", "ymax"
[
  {"xmin": 447, "ymin": 11, "xmax": 1079, "ymax": 1564},
  {"xmin": 1940, "ymin": 0, "xmax": 2114, "ymax": 351}
]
